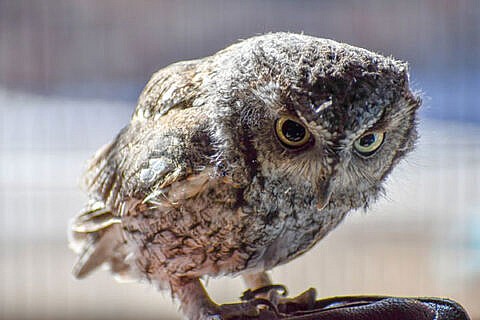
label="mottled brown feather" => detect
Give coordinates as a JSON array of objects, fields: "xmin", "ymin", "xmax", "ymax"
[{"xmin": 70, "ymin": 60, "xmax": 208, "ymax": 279}]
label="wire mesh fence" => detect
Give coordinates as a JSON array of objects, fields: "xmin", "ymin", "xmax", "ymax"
[{"xmin": 0, "ymin": 1, "xmax": 479, "ymax": 319}]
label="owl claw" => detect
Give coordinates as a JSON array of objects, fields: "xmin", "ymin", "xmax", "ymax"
[
  {"xmin": 240, "ymin": 284, "xmax": 288, "ymax": 301},
  {"xmin": 240, "ymin": 285, "xmax": 317, "ymax": 315},
  {"xmin": 275, "ymin": 288, "xmax": 317, "ymax": 314},
  {"xmin": 205, "ymin": 298, "xmax": 280, "ymax": 320}
]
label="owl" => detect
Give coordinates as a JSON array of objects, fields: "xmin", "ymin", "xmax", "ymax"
[{"xmin": 69, "ymin": 33, "xmax": 421, "ymax": 319}]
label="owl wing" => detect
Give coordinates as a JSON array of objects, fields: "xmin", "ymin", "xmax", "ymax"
[
  {"xmin": 69, "ymin": 59, "xmax": 209, "ymax": 279},
  {"xmin": 134, "ymin": 59, "xmax": 204, "ymax": 120}
]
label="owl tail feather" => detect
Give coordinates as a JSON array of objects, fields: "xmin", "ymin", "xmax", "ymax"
[{"xmin": 69, "ymin": 200, "xmax": 130, "ymax": 280}]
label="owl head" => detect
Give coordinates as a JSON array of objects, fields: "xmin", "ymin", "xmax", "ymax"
[{"xmin": 201, "ymin": 33, "xmax": 421, "ymax": 214}]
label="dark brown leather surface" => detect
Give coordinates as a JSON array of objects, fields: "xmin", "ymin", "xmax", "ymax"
[{"xmin": 247, "ymin": 296, "xmax": 471, "ymax": 320}]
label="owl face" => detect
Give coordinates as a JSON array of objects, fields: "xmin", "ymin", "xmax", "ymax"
[
  {"xmin": 208, "ymin": 33, "xmax": 420, "ymax": 214},
  {"xmin": 245, "ymin": 95, "xmax": 418, "ymax": 213}
]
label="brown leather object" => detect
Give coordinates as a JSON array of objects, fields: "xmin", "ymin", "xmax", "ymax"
[{"xmin": 251, "ymin": 296, "xmax": 471, "ymax": 320}]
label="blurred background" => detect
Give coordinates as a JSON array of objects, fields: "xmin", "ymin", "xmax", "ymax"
[{"xmin": 0, "ymin": 0, "xmax": 479, "ymax": 319}]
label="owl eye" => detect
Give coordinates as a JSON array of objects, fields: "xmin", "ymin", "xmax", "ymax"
[
  {"xmin": 275, "ymin": 116, "xmax": 312, "ymax": 149},
  {"xmin": 353, "ymin": 131, "xmax": 385, "ymax": 157}
]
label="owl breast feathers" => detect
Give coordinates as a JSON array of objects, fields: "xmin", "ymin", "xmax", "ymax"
[{"xmin": 69, "ymin": 32, "xmax": 420, "ymax": 318}]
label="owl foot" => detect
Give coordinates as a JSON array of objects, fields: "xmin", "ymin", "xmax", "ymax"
[
  {"xmin": 240, "ymin": 284, "xmax": 288, "ymax": 301},
  {"xmin": 240, "ymin": 284, "xmax": 317, "ymax": 315},
  {"xmin": 204, "ymin": 298, "xmax": 280, "ymax": 320},
  {"xmin": 275, "ymin": 288, "xmax": 317, "ymax": 314},
  {"xmin": 175, "ymin": 278, "xmax": 281, "ymax": 320}
]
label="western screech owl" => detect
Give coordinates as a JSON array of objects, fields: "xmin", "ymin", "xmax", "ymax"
[{"xmin": 69, "ymin": 32, "xmax": 421, "ymax": 319}]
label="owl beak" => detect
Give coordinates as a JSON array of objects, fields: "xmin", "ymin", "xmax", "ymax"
[{"xmin": 316, "ymin": 179, "xmax": 333, "ymax": 211}]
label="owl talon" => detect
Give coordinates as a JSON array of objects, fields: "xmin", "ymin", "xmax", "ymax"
[
  {"xmin": 239, "ymin": 284, "xmax": 316, "ymax": 314},
  {"xmin": 205, "ymin": 298, "xmax": 280, "ymax": 320},
  {"xmin": 276, "ymin": 288, "xmax": 317, "ymax": 314},
  {"xmin": 240, "ymin": 284, "xmax": 288, "ymax": 301}
]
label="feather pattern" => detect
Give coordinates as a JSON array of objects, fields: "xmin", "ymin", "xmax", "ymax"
[{"xmin": 69, "ymin": 60, "xmax": 207, "ymax": 279}]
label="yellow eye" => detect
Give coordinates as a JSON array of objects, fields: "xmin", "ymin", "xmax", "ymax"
[
  {"xmin": 275, "ymin": 116, "xmax": 312, "ymax": 149},
  {"xmin": 353, "ymin": 131, "xmax": 385, "ymax": 157}
]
